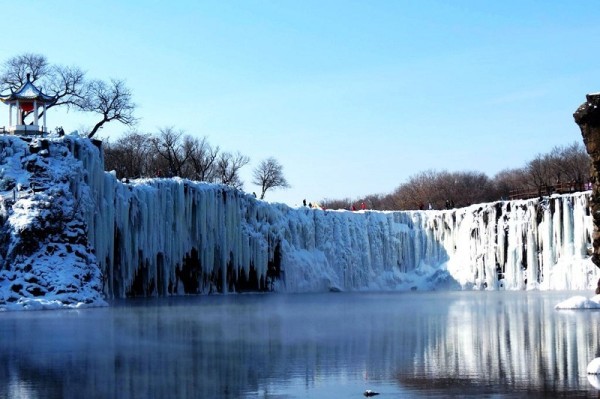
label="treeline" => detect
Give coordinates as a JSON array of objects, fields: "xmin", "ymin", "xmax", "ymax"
[
  {"xmin": 322, "ymin": 142, "xmax": 591, "ymax": 211},
  {"xmin": 103, "ymin": 128, "xmax": 250, "ymax": 189},
  {"xmin": 103, "ymin": 128, "xmax": 290, "ymax": 199}
]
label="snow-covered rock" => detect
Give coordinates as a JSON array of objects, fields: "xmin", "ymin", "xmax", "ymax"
[{"xmin": 0, "ymin": 135, "xmax": 106, "ymax": 310}]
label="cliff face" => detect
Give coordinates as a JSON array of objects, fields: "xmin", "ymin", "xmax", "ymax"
[
  {"xmin": 574, "ymin": 93, "xmax": 600, "ymax": 268},
  {"xmin": 0, "ymin": 136, "xmax": 106, "ymax": 310},
  {"xmin": 0, "ymin": 135, "xmax": 598, "ymax": 310},
  {"xmin": 76, "ymin": 137, "xmax": 597, "ymax": 296}
]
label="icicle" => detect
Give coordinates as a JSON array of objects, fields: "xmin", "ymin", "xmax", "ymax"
[{"xmin": 58, "ymin": 136, "xmax": 598, "ymax": 297}]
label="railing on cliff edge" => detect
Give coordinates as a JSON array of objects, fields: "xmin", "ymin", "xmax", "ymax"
[{"xmin": 509, "ymin": 181, "xmax": 591, "ymax": 200}]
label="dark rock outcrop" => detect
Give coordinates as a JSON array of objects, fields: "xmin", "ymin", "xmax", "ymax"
[{"xmin": 574, "ymin": 93, "xmax": 600, "ymax": 267}]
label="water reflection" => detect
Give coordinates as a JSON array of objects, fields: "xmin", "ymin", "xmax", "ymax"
[
  {"xmin": 0, "ymin": 292, "xmax": 599, "ymax": 398},
  {"xmin": 405, "ymin": 292, "xmax": 600, "ymax": 396}
]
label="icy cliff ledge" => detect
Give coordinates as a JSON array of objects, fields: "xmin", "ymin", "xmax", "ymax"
[
  {"xmin": 0, "ymin": 135, "xmax": 106, "ymax": 310},
  {"xmin": 1, "ymin": 135, "xmax": 598, "ymax": 308},
  {"xmin": 439, "ymin": 195, "xmax": 597, "ymax": 290},
  {"xmin": 274, "ymin": 194, "xmax": 598, "ymax": 292},
  {"xmin": 75, "ymin": 131, "xmax": 598, "ymax": 295}
]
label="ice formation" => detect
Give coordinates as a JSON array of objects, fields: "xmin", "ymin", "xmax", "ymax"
[{"xmin": 1, "ymin": 135, "xmax": 599, "ymax": 309}]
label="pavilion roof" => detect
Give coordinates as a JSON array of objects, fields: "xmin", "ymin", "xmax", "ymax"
[{"xmin": 0, "ymin": 76, "xmax": 55, "ymax": 104}]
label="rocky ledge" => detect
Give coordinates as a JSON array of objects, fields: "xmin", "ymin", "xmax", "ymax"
[{"xmin": 575, "ymin": 93, "xmax": 600, "ymax": 268}]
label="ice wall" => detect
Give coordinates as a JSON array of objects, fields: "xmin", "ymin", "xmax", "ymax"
[{"xmin": 69, "ymin": 138, "xmax": 599, "ymax": 297}]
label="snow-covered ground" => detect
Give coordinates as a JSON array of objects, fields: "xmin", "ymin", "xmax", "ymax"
[{"xmin": 1, "ymin": 134, "xmax": 599, "ymax": 310}]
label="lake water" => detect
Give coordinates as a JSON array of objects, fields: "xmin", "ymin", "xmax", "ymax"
[{"xmin": 1, "ymin": 291, "xmax": 600, "ymax": 398}]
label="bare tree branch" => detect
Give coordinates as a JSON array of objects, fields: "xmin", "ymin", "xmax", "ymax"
[
  {"xmin": 84, "ymin": 79, "xmax": 137, "ymax": 138},
  {"xmin": 0, "ymin": 53, "xmax": 49, "ymax": 90},
  {"xmin": 0, "ymin": 54, "xmax": 88, "ymax": 121},
  {"xmin": 216, "ymin": 151, "xmax": 250, "ymax": 189},
  {"xmin": 252, "ymin": 157, "xmax": 290, "ymax": 199},
  {"xmin": 103, "ymin": 131, "xmax": 153, "ymax": 178},
  {"xmin": 184, "ymin": 136, "xmax": 220, "ymax": 182},
  {"xmin": 150, "ymin": 127, "xmax": 187, "ymax": 177}
]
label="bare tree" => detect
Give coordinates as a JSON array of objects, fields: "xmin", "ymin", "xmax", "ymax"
[
  {"xmin": 103, "ymin": 141, "xmax": 129, "ymax": 179},
  {"xmin": 184, "ymin": 136, "xmax": 220, "ymax": 182},
  {"xmin": 319, "ymin": 140, "xmax": 592, "ymax": 209},
  {"xmin": 492, "ymin": 168, "xmax": 529, "ymax": 199},
  {"xmin": 47, "ymin": 65, "xmax": 86, "ymax": 109},
  {"xmin": 447, "ymin": 171, "xmax": 494, "ymax": 207},
  {"xmin": 321, "ymin": 198, "xmax": 353, "ymax": 210},
  {"xmin": 524, "ymin": 142, "xmax": 590, "ymax": 193},
  {"xmin": 103, "ymin": 128, "xmax": 235, "ymax": 184},
  {"xmin": 552, "ymin": 142, "xmax": 590, "ymax": 189},
  {"xmin": 527, "ymin": 153, "xmax": 556, "ymax": 195},
  {"xmin": 150, "ymin": 127, "xmax": 191, "ymax": 177},
  {"xmin": 391, "ymin": 170, "xmax": 441, "ymax": 210},
  {"xmin": 0, "ymin": 53, "xmax": 49, "ymax": 89},
  {"xmin": 363, "ymin": 170, "xmax": 497, "ymax": 211},
  {"xmin": 1, "ymin": 53, "xmax": 134, "ymax": 136},
  {"xmin": 252, "ymin": 157, "xmax": 290, "ymax": 199},
  {"xmin": 103, "ymin": 131, "xmax": 153, "ymax": 178},
  {"xmin": 83, "ymin": 79, "xmax": 136, "ymax": 138},
  {"xmin": 216, "ymin": 151, "xmax": 250, "ymax": 189},
  {"xmin": 0, "ymin": 53, "xmax": 86, "ymax": 121}
]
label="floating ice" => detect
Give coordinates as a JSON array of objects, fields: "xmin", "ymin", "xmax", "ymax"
[{"xmin": 588, "ymin": 357, "xmax": 600, "ymax": 374}]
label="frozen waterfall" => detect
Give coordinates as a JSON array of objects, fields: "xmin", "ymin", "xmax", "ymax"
[{"xmin": 68, "ymin": 138, "xmax": 598, "ymax": 297}]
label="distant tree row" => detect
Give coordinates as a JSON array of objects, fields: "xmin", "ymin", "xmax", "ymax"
[
  {"xmin": 321, "ymin": 142, "xmax": 591, "ymax": 211},
  {"xmin": 103, "ymin": 129, "xmax": 289, "ymax": 198}
]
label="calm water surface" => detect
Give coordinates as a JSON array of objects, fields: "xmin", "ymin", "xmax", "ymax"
[{"xmin": 1, "ymin": 291, "xmax": 600, "ymax": 398}]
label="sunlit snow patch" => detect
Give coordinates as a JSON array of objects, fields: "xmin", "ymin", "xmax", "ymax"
[{"xmin": 554, "ymin": 295, "xmax": 600, "ymax": 310}]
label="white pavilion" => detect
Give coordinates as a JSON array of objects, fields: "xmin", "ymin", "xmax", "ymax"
[{"xmin": 0, "ymin": 73, "xmax": 55, "ymax": 135}]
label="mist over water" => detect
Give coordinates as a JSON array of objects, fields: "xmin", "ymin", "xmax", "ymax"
[{"xmin": 1, "ymin": 291, "xmax": 599, "ymax": 398}]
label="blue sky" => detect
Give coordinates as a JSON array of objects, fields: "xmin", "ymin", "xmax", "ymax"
[{"xmin": 1, "ymin": 1, "xmax": 599, "ymax": 206}]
